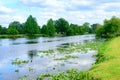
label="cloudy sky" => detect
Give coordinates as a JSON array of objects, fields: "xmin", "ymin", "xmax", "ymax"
[{"xmin": 0, "ymin": 0, "xmax": 120, "ymax": 27}]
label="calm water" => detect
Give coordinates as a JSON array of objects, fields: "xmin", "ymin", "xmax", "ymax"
[{"xmin": 0, "ymin": 34, "xmax": 96, "ymax": 80}]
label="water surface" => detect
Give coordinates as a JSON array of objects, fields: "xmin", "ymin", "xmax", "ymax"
[{"xmin": 0, "ymin": 34, "xmax": 96, "ymax": 80}]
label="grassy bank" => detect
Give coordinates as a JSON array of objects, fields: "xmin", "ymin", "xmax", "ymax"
[{"xmin": 90, "ymin": 37, "xmax": 120, "ymax": 80}]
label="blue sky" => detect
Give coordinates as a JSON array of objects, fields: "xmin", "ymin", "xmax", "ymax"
[{"xmin": 0, "ymin": 0, "xmax": 120, "ymax": 27}]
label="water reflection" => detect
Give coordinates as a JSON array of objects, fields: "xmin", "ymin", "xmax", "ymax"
[
  {"xmin": 28, "ymin": 50, "xmax": 38, "ymax": 62},
  {"xmin": 26, "ymin": 40, "xmax": 38, "ymax": 44}
]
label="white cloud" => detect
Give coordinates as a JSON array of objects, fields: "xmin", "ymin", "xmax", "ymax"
[
  {"xmin": 0, "ymin": 14, "xmax": 25, "ymax": 27},
  {"xmin": 1, "ymin": 0, "xmax": 120, "ymax": 27},
  {"xmin": 0, "ymin": 4, "xmax": 13, "ymax": 14}
]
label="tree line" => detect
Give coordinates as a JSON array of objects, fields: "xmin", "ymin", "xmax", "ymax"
[{"xmin": 0, "ymin": 15, "xmax": 120, "ymax": 38}]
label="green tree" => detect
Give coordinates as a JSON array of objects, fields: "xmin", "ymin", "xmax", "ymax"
[
  {"xmin": 95, "ymin": 16, "xmax": 120, "ymax": 38},
  {"xmin": 2, "ymin": 27, "xmax": 7, "ymax": 34},
  {"xmin": 82, "ymin": 22, "xmax": 91, "ymax": 34},
  {"xmin": 103, "ymin": 16, "xmax": 120, "ymax": 37},
  {"xmin": 9, "ymin": 21, "xmax": 23, "ymax": 34},
  {"xmin": 7, "ymin": 26, "xmax": 19, "ymax": 35},
  {"xmin": 95, "ymin": 24, "xmax": 104, "ymax": 37},
  {"xmin": 0, "ymin": 27, "xmax": 7, "ymax": 34},
  {"xmin": 0, "ymin": 25, "xmax": 2, "ymax": 34},
  {"xmin": 47, "ymin": 19, "xmax": 56, "ymax": 37},
  {"xmin": 55, "ymin": 18, "xmax": 69, "ymax": 35},
  {"xmin": 24, "ymin": 15, "xmax": 40, "ymax": 35},
  {"xmin": 41, "ymin": 25, "xmax": 49, "ymax": 36}
]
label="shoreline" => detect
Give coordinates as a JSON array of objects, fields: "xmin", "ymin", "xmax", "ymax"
[{"xmin": 90, "ymin": 37, "xmax": 120, "ymax": 80}]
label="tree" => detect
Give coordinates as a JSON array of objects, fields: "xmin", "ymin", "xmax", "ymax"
[
  {"xmin": 7, "ymin": 26, "xmax": 19, "ymax": 35},
  {"xmin": 82, "ymin": 22, "xmax": 91, "ymax": 34},
  {"xmin": 55, "ymin": 18, "xmax": 69, "ymax": 35},
  {"xmin": 41, "ymin": 25, "xmax": 49, "ymax": 36},
  {"xmin": 1, "ymin": 27, "xmax": 7, "ymax": 34},
  {"xmin": 24, "ymin": 15, "xmax": 40, "ymax": 35},
  {"xmin": 0, "ymin": 25, "xmax": 7, "ymax": 34},
  {"xmin": 47, "ymin": 19, "xmax": 56, "ymax": 37},
  {"xmin": 0, "ymin": 25, "xmax": 2, "ymax": 34},
  {"xmin": 95, "ymin": 24, "xmax": 103, "ymax": 37},
  {"xmin": 9, "ymin": 21, "xmax": 23, "ymax": 34},
  {"xmin": 66, "ymin": 26, "xmax": 74, "ymax": 36},
  {"xmin": 95, "ymin": 16, "xmax": 120, "ymax": 38},
  {"xmin": 104, "ymin": 16, "xmax": 120, "ymax": 37}
]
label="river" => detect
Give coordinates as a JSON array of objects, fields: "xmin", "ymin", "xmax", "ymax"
[{"xmin": 0, "ymin": 34, "xmax": 96, "ymax": 80}]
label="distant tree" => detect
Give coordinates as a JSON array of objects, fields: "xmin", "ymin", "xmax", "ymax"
[
  {"xmin": 95, "ymin": 24, "xmax": 103, "ymax": 37},
  {"xmin": 24, "ymin": 15, "xmax": 40, "ymax": 35},
  {"xmin": 82, "ymin": 22, "xmax": 91, "ymax": 34},
  {"xmin": 7, "ymin": 26, "xmax": 19, "ymax": 35},
  {"xmin": 69, "ymin": 24, "xmax": 79, "ymax": 35},
  {"xmin": 0, "ymin": 25, "xmax": 7, "ymax": 35},
  {"xmin": 41, "ymin": 25, "xmax": 49, "ymax": 36},
  {"xmin": 91, "ymin": 23, "xmax": 102, "ymax": 33},
  {"xmin": 55, "ymin": 18, "xmax": 69, "ymax": 35},
  {"xmin": 9, "ymin": 21, "xmax": 23, "ymax": 34},
  {"xmin": 66, "ymin": 26, "xmax": 74, "ymax": 36},
  {"xmin": 47, "ymin": 19, "xmax": 56, "ymax": 37},
  {"xmin": 0, "ymin": 25, "xmax": 2, "ymax": 34},
  {"xmin": 1, "ymin": 27, "xmax": 7, "ymax": 34}
]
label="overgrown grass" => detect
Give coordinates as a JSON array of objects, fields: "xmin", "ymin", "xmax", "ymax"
[{"xmin": 90, "ymin": 37, "xmax": 120, "ymax": 80}]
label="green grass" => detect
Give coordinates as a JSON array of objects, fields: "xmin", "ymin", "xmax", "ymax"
[{"xmin": 90, "ymin": 37, "xmax": 120, "ymax": 80}]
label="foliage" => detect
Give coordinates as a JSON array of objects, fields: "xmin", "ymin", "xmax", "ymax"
[
  {"xmin": 7, "ymin": 25, "xmax": 19, "ymax": 35},
  {"xmin": 54, "ymin": 18, "xmax": 69, "ymax": 36},
  {"xmin": 96, "ymin": 16, "xmax": 120, "ymax": 38},
  {"xmin": 1, "ymin": 27, "xmax": 7, "ymax": 34},
  {"xmin": 82, "ymin": 22, "xmax": 91, "ymax": 34},
  {"xmin": 47, "ymin": 18, "xmax": 56, "ymax": 36},
  {"xmin": 37, "ymin": 69, "xmax": 93, "ymax": 80},
  {"xmin": 9, "ymin": 21, "xmax": 24, "ymax": 34},
  {"xmin": 41, "ymin": 25, "xmax": 49, "ymax": 36},
  {"xmin": 24, "ymin": 15, "xmax": 40, "ymax": 35},
  {"xmin": 1, "ymin": 15, "xmax": 120, "ymax": 38}
]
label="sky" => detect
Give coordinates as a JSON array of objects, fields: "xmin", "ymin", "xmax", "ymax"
[{"xmin": 0, "ymin": 0, "xmax": 120, "ymax": 27}]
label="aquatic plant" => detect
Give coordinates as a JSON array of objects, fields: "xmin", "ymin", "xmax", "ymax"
[
  {"xmin": 12, "ymin": 58, "xmax": 29, "ymax": 65},
  {"xmin": 37, "ymin": 69, "xmax": 93, "ymax": 80},
  {"xmin": 54, "ymin": 55, "xmax": 79, "ymax": 60}
]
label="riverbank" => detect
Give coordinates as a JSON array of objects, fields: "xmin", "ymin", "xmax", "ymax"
[
  {"xmin": 0, "ymin": 34, "xmax": 42, "ymax": 38},
  {"xmin": 90, "ymin": 37, "xmax": 120, "ymax": 80}
]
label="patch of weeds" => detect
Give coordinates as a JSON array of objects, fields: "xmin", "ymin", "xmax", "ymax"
[
  {"xmin": 12, "ymin": 58, "xmax": 29, "ymax": 65},
  {"xmin": 54, "ymin": 55, "xmax": 79, "ymax": 60},
  {"xmin": 40, "ymin": 49, "xmax": 54, "ymax": 53},
  {"xmin": 37, "ymin": 73, "xmax": 52, "ymax": 80},
  {"xmin": 49, "ymin": 69, "xmax": 93, "ymax": 80}
]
